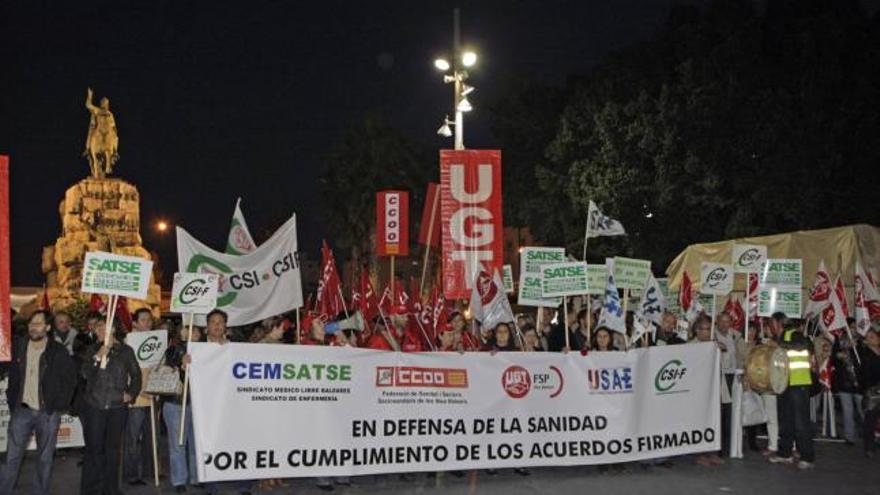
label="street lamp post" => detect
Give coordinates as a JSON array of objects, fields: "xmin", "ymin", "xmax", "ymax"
[{"xmin": 435, "ymin": 8, "xmax": 476, "ymax": 150}]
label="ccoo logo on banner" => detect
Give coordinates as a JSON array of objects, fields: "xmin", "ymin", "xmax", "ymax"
[
  {"xmin": 176, "ymin": 215, "xmax": 303, "ymax": 326},
  {"xmin": 440, "ymin": 150, "xmax": 503, "ymax": 299}
]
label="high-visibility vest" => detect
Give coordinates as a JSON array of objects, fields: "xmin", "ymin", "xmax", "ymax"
[{"xmin": 783, "ymin": 329, "xmax": 812, "ymax": 386}]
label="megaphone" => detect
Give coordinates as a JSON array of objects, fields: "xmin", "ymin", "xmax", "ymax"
[{"xmin": 324, "ymin": 311, "xmax": 365, "ymax": 335}]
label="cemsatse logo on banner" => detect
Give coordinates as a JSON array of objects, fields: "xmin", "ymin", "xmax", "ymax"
[
  {"xmin": 375, "ymin": 367, "xmax": 468, "ymax": 388},
  {"xmin": 586, "ymin": 367, "xmax": 634, "ymax": 394},
  {"xmin": 654, "ymin": 359, "xmax": 689, "ymax": 394}
]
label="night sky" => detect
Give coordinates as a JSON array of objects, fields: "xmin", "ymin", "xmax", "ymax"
[{"xmin": 2, "ymin": 0, "xmax": 704, "ymax": 286}]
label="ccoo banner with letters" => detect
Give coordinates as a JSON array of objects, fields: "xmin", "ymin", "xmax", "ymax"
[
  {"xmin": 189, "ymin": 342, "xmax": 720, "ymax": 482},
  {"xmin": 440, "ymin": 150, "xmax": 503, "ymax": 299}
]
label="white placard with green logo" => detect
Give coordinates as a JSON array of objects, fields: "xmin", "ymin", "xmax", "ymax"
[
  {"xmin": 759, "ymin": 259, "xmax": 802, "ymax": 287},
  {"xmin": 125, "ymin": 330, "xmax": 168, "ymax": 369},
  {"xmin": 170, "ymin": 272, "xmax": 220, "ymax": 314},
  {"xmin": 757, "ymin": 287, "xmax": 802, "ymax": 318},
  {"xmin": 81, "ymin": 251, "xmax": 153, "ymax": 300},
  {"xmin": 517, "ymin": 247, "xmax": 564, "ymax": 307},
  {"xmin": 586, "ymin": 264, "xmax": 607, "ymax": 295},
  {"xmin": 700, "ymin": 262, "xmax": 734, "ymax": 296},
  {"xmin": 732, "ymin": 244, "xmax": 767, "ymax": 274},
  {"xmin": 613, "ymin": 257, "xmax": 651, "ymax": 291},
  {"xmin": 502, "ymin": 265, "xmax": 514, "ymax": 294},
  {"xmin": 540, "ymin": 261, "xmax": 589, "ymax": 298}
]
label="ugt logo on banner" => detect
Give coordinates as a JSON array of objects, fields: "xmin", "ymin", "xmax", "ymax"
[
  {"xmin": 376, "ymin": 190, "xmax": 409, "ymax": 256},
  {"xmin": 440, "ymin": 150, "xmax": 503, "ymax": 299}
]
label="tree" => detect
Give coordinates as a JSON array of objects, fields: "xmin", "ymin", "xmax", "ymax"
[{"xmin": 320, "ymin": 114, "xmax": 432, "ymax": 276}]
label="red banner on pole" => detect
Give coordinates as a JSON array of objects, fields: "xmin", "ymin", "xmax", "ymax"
[
  {"xmin": 418, "ymin": 183, "xmax": 440, "ymax": 247},
  {"xmin": 440, "ymin": 150, "xmax": 503, "ymax": 299},
  {"xmin": 0, "ymin": 156, "xmax": 10, "ymax": 361},
  {"xmin": 376, "ymin": 190, "xmax": 409, "ymax": 256}
]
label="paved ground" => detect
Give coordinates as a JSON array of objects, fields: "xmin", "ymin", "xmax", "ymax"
[{"xmin": 8, "ymin": 441, "xmax": 879, "ymax": 494}]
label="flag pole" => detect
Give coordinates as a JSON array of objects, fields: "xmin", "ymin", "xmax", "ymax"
[
  {"xmin": 390, "ymin": 256, "xmax": 396, "ymax": 301},
  {"xmin": 178, "ymin": 311, "xmax": 194, "ymax": 446},
  {"xmin": 149, "ymin": 398, "xmax": 159, "ymax": 486},
  {"xmin": 711, "ymin": 294, "xmax": 717, "ymax": 340},
  {"xmin": 100, "ymin": 294, "xmax": 118, "ymax": 369},
  {"xmin": 744, "ymin": 278, "xmax": 750, "ymax": 343},
  {"xmin": 586, "ymin": 296, "xmax": 592, "ymax": 347},
  {"xmin": 295, "ymin": 308, "xmax": 301, "ymax": 344},
  {"xmin": 419, "ymin": 189, "xmax": 440, "ymax": 295},
  {"xmin": 563, "ymin": 297, "xmax": 570, "ymax": 350},
  {"xmin": 622, "ymin": 289, "xmax": 630, "ymax": 350}
]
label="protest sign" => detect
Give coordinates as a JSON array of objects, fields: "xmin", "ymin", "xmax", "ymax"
[
  {"xmin": 613, "ymin": 257, "xmax": 651, "ymax": 291},
  {"xmin": 440, "ymin": 150, "xmax": 503, "ymax": 299},
  {"xmin": 700, "ymin": 262, "xmax": 734, "ymax": 296},
  {"xmin": 517, "ymin": 247, "xmax": 564, "ymax": 307},
  {"xmin": 125, "ymin": 330, "xmax": 169, "ymax": 369},
  {"xmin": 732, "ymin": 244, "xmax": 767, "ymax": 274},
  {"xmin": 190, "ymin": 343, "xmax": 720, "ymax": 481},
  {"xmin": 81, "ymin": 251, "xmax": 153, "ymax": 300},
  {"xmin": 502, "ymin": 264, "xmax": 514, "ymax": 293},
  {"xmin": 541, "ymin": 262, "xmax": 589, "ymax": 298},
  {"xmin": 586, "ymin": 264, "xmax": 607, "ymax": 296},
  {"xmin": 170, "ymin": 272, "xmax": 220, "ymax": 314},
  {"xmin": 376, "ymin": 190, "xmax": 409, "ymax": 256},
  {"xmin": 759, "ymin": 259, "xmax": 803, "ymax": 287},
  {"xmin": 757, "ymin": 287, "xmax": 802, "ymax": 318}
]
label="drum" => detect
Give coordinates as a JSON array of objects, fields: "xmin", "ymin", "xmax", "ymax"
[{"xmin": 746, "ymin": 344, "xmax": 789, "ymax": 394}]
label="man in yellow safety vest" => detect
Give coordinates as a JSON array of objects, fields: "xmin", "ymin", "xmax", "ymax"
[{"xmin": 767, "ymin": 312, "xmax": 815, "ymax": 469}]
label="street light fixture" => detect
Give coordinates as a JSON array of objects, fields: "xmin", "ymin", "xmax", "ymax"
[
  {"xmin": 156, "ymin": 220, "xmax": 169, "ymax": 233},
  {"xmin": 433, "ymin": 8, "xmax": 476, "ymax": 150}
]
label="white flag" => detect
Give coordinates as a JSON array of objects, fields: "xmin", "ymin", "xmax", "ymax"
[
  {"xmin": 855, "ymin": 260, "xmax": 880, "ymax": 336},
  {"xmin": 639, "ymin": 273, "xmax": 667, "ymax": 325},
  {"xmin": 631, "ymin": 316, "xmax": 652, "ymax": 343},
  {"xmin": 178, "ymin": 215, "xmax": 303, "ymax": 326},
  {"xmin": 597, "ymin": 259, "xmax": 626, "ymax": 334},
  {"xmin": 803, "ymin": 260, "xmax": 832, "ymax": 319},
  {"xmin": 585, "ymin": 200, "xmax": 626, "ymax": 239},
  {"xmin": 226, "ymin": 197, "xmax": 258, "ymax": 255},
  {"xmin": 818, "ymin": 273, "xmax": 848, "ymax": 334},
  {"xmin": 469, "ymin": 268, "xmax": 515, "ymax": 332}
]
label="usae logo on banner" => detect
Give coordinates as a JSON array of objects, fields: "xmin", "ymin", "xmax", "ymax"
[
  {"xmin": 440, "ymin": 150, "xmax": 503, "ymax": 299},
  {"xmin": 376, "ymin": 191, "xmax": 409, "ymax": 256}
]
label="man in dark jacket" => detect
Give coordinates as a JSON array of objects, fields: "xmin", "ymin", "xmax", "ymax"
[
  {"xmin": 0, "ymin": 309, "xmax": 77, "ymax": 495},
  {"xmin": 80, "ymin": 319, "xmax": 141, "ymax": 495}
]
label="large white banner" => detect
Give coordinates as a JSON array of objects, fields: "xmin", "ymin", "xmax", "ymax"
[
  {"xmin": 177, "ymin": 215, "xmax": 303, "ymax": 326},
  {"xmin": 189, "ymin": 343, "xmax": 720, "ymax": 482}
]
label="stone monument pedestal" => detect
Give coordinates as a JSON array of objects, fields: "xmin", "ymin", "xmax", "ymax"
[{"xmin": 40, "ymin": 177, "xmax": 161, "ymax": 313}]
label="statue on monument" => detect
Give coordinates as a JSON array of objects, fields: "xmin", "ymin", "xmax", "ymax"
[{"xmin": 83, "ymin": 87, "xmax": 119, "ymax": 179}]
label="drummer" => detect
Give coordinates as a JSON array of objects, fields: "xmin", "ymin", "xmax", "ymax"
[
  {"xmin": 744, "ymin": 323, "xmax": 779, "ymax": 455},
  {"xmin": 767, "ymin": 312, "xmax": 816, "ymax": 470}
]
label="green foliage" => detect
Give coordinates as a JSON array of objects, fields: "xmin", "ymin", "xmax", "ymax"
[
  {"xmin": 320, "ymin": 113, "xmax": 432, "ymax": 261},
  {"xmin": 62, "ymin": 297, "xmax": 93, "ymax": 331},
  {"xmin": 493, "ymin": 0, "xmax": 880, "ymax": 270}
]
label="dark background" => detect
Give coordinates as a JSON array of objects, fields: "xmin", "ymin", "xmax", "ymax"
[{"xmin": 0, "ymin": 0, "xmax": 703, "ymax": 285}]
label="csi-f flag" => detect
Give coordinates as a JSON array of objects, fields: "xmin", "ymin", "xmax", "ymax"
[
  {"xmin": 585, "ymin": 200, "xmax": 626, "ymax": 239},
  {"xmin": 178, "ymin": 214, "xmax": 303, "ymax": 326},
  {"xmin": 597, "ymin": 259, "xmax": 626, "ymax": 334},
  {"xmin": 639, "ymin": 273, "xmax": 667, "ymax": 325},
  {"xmin": 226, "ymin": 197, "xmax": 257, "ymax": 255}
]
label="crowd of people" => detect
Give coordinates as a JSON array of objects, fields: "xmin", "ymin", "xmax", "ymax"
[{"xmin": 0, "ymin": 299, "xmax": 878, "ymax": 494}]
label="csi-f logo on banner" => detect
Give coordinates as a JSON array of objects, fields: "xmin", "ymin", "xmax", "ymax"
[
  {"xmin": 376, "ymin": 190, "xmax": 409, "ymax": 256},
  {"xmin": 732, "ymin": 245, "xmax": 767, "ymax": 273},
  {"xmin": 170, "ymin": 272, "xmax": 219, "ymax": 314},
  {"xmin": 440, "ymin": 150, "xmax": 503, "ymax": 299},
  {"xmin": 655, "ymin": 359, "xmax": 688, "ymax": 394}
]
